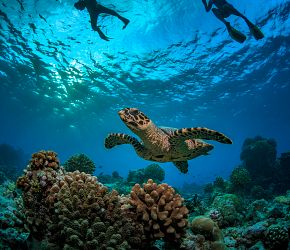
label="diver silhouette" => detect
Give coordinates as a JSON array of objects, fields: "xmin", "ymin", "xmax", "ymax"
[
  {"xmin": 202, "ymin": 0, "xmax": 264, "ymax": 43},
  {"xmin": 74, "ymin": 0, "xmax": 130, "ymax": 41}
]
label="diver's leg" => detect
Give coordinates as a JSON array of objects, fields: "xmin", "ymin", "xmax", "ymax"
[
  {"xmin": 212, "ymin": 8, "xmax": 230, "ymax": 27},
  {"xmin": 224, "ymin": 4, "xmax": 264, "ymax": 40},
  {"xmin": 213, "ymin": 8, "xmax": 246, "ymax": 43},
  {"xmin": 224, "ymin": 4, "xmax": 255, "ymax": 28},
  {"xmin": 89, "ymin": 13, "xmax": 110, "ymax": 41},
  {"xmin": 97, "ymin": 5, "xmax": 129, "ymax": 29}
]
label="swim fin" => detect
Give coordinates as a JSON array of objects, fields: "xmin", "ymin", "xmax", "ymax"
[
  {"xmin": 250, "ymin": 25, "xmax": 264, "ymax": 40},
  {"xmin": 227, "ymin": 25, "xmax": 246, "ymax": 43}
]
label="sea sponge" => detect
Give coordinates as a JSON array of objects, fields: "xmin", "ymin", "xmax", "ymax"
[
  {"xmin": 45, "ymin": 171, "xmax": 144, "ymax": 249},
  {"xmin": 63, "ymin": 153, "xmax": 96, "ymax": 175},
  {"xmin": 127, "ymin": 179, "xmax": 188, "ymax": 242}
]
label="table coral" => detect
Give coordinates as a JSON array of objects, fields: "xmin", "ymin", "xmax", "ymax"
[{"xmin": 127, "ymin": 179, "xmax": 188, "ymax": 242}]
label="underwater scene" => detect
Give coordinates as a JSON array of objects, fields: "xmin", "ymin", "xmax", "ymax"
[{"xmin": 0, "ymin": 0, "xmax": 290, "ymax": 249}]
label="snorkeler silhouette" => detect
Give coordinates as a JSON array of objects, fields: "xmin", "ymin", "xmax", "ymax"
[
  {"xmin": 74, "ymin": 0, "xmax": 130, "ymax": 41},
  {"xmin": 202, "ymin": 0, "xmax": 264, "ymax": 43}
]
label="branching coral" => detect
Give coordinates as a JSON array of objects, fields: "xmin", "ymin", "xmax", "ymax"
[
  {"xmin": 16, "ymin": 151, "xmax": 145, "ymax": 249},
  {"xmin": 46, "ymin": 171, "xmax": 144, "ymax": 249},
  {"xmin": 63, "ymin": 153, "xmax": 96, "ymax": 175},
  {"xmin": 127, "ymin": 179, "xmax": 188, "ymax": 242}
]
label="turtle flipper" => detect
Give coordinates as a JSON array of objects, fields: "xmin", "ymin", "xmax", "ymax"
[
  {"xmin": 173, "ymin": 161, "xmax": 188, "ymax": 174},
  {"xmin": 105, "ymin": 133, "xmax": 144, "ymax": 150},
  {"xmin": 169, "ymin": 127, "xmax": 232, "ymax": 145}
]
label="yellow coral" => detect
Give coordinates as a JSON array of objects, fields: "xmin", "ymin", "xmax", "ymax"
[{"xmin": 128, "ymin": 179, "xmax": 188, "ymax": 241}]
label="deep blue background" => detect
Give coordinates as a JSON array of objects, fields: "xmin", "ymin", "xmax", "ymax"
[{"xmin": 0, "ymin": 0, "xmax": 289, "ymax": 187}]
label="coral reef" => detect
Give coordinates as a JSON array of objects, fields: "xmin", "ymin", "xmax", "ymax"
[
  {"xmin": 229, "ymin": 166, "xmax": 251, "ymax": 193},
  {"xmin": 240, "ymin": 136, "xmax": 276, "ymax": 188},
  {"xmin": 127, "ymin": 164, "xmax": 165, "ymax": 184},
  {"xmin": 263, "ymin": 224, "xmax": 289, "ymax": 249},
  {"xmin": 184, "ymin": 194, "xmax": 206, "ymax": 216},
  {"xmin": 63, "ymin": 153, "xmax": 96, "ymax": 175},
  {"xmin": 45, "ymin": 171, "xmax": 144, "ymax": 249},
  {"xmin": 190, "ymin": 216, "xmax": 226, "ymax": 250},
  {"xmin": 127, "ymin": 179, "xmax": 188, "ymax": 243},
  {"xmin": 211, "ymin": 194, "xmax": 242, "ymax": 228},
  {"xmin": 15, "ymin": 151, "xmax": 192, "ymax": 249},
  {"xmin": 0, "ymin": 181, "xmax": 28, "ymax": 249},
  {"xmin": 16, "ymin": 150, "xmax": 64, "ymax": 240}
]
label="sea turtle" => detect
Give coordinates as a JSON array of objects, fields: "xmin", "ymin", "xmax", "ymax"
[{"xmin": 105, "ymin": 108, "xmax": 232, "ymax": 173}]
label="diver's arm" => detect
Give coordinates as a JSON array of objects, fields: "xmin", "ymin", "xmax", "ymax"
[{"xmin": 202, "ymin": 0, "xmax": 213, "ymax": 12}]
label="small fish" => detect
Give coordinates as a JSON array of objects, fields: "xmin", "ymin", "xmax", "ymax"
[{"xmin": 98, "ymin": 165, "xmax": 103, "ymax": 169}]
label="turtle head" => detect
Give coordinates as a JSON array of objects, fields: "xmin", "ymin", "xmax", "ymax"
[{"xmin": 118, "ymin": 108, "xmax": 151, "ymax": 132}]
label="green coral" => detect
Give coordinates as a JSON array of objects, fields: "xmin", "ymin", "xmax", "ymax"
[
  {"xmin": 229, "ymin": 166, "xmax": 251, "ymax": 192},
  {"xmin": 143, "ymin": 164, "xmax": 165, "ymax": 182},
  {"xmin": 264, "ymin": 224, "xmax": 289, "ymax": 249},
  {"xmin": 127, "ymin": 164, "xmax": 165, "ymax": 184},
  {"xmin": 63, "ymin": 153, "xmax": 96, "ymax": 175}
]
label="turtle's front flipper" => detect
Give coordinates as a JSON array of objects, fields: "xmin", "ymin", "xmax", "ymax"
[
  {"xmin": 105, "ymin": 133, "xmax": 144, "ymax": 150},
  {"xmin": 173, "ymin": 161, "xmax": 188, "ymax": 174},
  {"xmin": 169, "ymin": 127, "xmax": 232, "ymax": 145}
]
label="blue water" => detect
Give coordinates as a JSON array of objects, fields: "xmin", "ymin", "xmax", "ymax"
[{"xmin": 0, "ymin": 0, "xmax": 289, "ymax": 187}]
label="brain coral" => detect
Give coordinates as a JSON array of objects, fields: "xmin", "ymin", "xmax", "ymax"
[
  {"xmin": 191, "ymin": 216, "xmax": 226, "ymax": 250},
  {"xmin": 46, "ymin": 171, "xmax": 144, "ymax": 249},
  {"xmin": 127, "ymin": 179, "xmax": 188, "ymax": 242},
  {"xmin": 63, "ymin": 153, "xmax": 96, "ymax": 175}
]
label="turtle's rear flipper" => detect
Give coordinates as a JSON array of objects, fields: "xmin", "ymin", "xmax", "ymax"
[
  {"xmin": 250, "ymin": 25, "xmax": 264, "ymax": 40},
  {"xmin": 173, "ymin": 161, "xmax": 188, "ymax": 174},
  {"xmin": 227, "ymin": 24, "xmax": 247, "ymax": 43}
]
